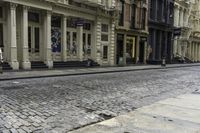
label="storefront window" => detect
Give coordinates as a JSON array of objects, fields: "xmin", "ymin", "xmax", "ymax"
[
  {"xmin": 51, "ymin": 16, "xmax": 61, "ymax": 52},
  {"xmin": 72, "ymin": 32, "xmax": 77, "ymax": 56},
  {"xmin": 87, "ymin": 34, "xmax": 91, "ymax": 55},
  {"xmin": 67, "ymin": 32, "xmax": 70, "ymax": 56}
]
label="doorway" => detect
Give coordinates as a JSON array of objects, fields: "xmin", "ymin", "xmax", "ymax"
[
  {"xmin": 28, "ymin": 26, "xmax": 41, "ymax": 61},
  {"xmin": 126, "ymin": 36, "xmax": 136, "ymax": 64},
  {"xmin": 116, "ymin": 34, "xmax": 124, "ymax": 64},
  {"xmin": 139, "ymin": 40, "xmax": 145, "ymax": 63}
]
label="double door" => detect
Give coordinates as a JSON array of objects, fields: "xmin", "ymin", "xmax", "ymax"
[{"xmin": 28, "ymin": 25, "xmax": 41, "ymax": 61}]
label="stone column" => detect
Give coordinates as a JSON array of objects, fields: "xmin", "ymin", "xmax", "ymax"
[
  {"xmin": 198, "ymin": 44, "xmax": 200, "ymax": 62},
  {"xmin": 62, "ymin": 15, "xmax": 67, "ymax": 62},
  {"xmin": 136, "ymin": 35, "xmax": 140, "ymax": 63},
  {"xmin": 43, "ymin": 11, "xmax": 53, "ymax": 68},
  {"xmin": 177, "ymin": 40, "xmax": 182, "ymax": 56},
  {"xmin": 123, "ymin": 34, "xmax": 127, "ymax": 65},
  {"xmin": 109, "ymin": 20, "xmax": 115, "ymax": 66},
  {"xmin": 173, "ymin": 37, "xmax": 178, "ymax": 57},
  {"xmin": 21, "ymin": 6, "xmax": 31, "ymax": 69},
  {"xmin": 192, "ymin": 43, "xmax": 195, "ymax": 62},
  {"xmin": 7, "ymin": 3, "xmax": 19, "ymax": 70},
  {"xmin": 77, "ymin": 24, "xmax": 83, "ymax": 61},
  {"xmin": 187, "ymin": 42, "xmax": 191, "ymax": 59},
  {"xmin": 195, "ymin": 43, "xmax": 198, "ymax": 62},
  {"xmin": 179, "ymin": 8, "xmax": 184, "ymax": 27},
  {"xmin": 95, "ymin": 17, "xmax": 102, "ymax": 65},
  {"xmin": 144, "ymin": 41, "xmax": 147, "ymax": 64},
  {"xmin": 174, "ymin": 6, "xmax": 179, "ymax": 27}
]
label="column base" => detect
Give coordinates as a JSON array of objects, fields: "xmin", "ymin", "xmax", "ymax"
[
  {"xmin": 45, "ymin": 60, "xmax": 53, "ymax": 69},
  {"xmin": 10, "ymin": 61, "xmax": 19, "ymax": 70},
  {"xmin": 22, "ymin": 61, "xmax": 31, "ymax": 70}
]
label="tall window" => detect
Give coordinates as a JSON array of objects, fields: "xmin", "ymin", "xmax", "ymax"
[
  {"xmin": 101, "ymin": 24, "xmax": 109, "ymax": 60},
  {"xmin": 157, "ymin": 0, "xmax": 162, "ymax": 21},
  {"xmin": 141, "ymin": 8, "xmax": 146, "ymax": 30},
  {"xmin": 169, "ymin": 2, "xmax": 174, "ymax": 24},
  {"xmin": 118, "ymin": 0, "xmax": 124, "ymax": 26},
  {"xmin": 0, "ymin": 7, "xmax": 3, "ymax": 18},
  {"xmin": 131, "ymin": 4, "xmax": 136, "ymax": 29},
  {"xmin": 149, "ymin": 0, "xmax": 155, "ymax": 20}
]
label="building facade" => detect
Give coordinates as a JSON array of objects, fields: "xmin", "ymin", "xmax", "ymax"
[
  {"xmin": 148, "ymin": 0, "xmax": 174, "ymax": 64},
  {"xmin": 115, "ymin": 0, "xmax": 149, "ymax": 65},
  {"xmin": 173, "ymin": 0, "xmax": 200, "ymax": 62},
  {"xmin": 0, "ymin": 0, "xmax": 115, "ymax": 70}
]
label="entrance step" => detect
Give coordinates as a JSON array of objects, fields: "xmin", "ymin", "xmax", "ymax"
[
  {"xmin": 31, "ymin": 61, "xmax": 48, "ymax": 69},
  {"xmin": 2, "ymin": 62, "xmax": 12, "ymax": 70},
  {"xmin": 53, "ymin": 60, "xmax": 100, "ymax": 68}
]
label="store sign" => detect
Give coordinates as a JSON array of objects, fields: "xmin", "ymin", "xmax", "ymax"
[{"xmin": 76, "ymin": 19, "xmax": 84, "ymax": 26}]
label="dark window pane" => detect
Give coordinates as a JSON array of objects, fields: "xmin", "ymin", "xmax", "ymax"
[
  {"xmin": 101, "ymin": 24, "xmax": 108, "ymax": 32},
  {"xmin": 0, "ymin": 7, "xmax": 3, "ymax": 18},
  {"xmin": 103, "ymin": 45, "xmax": 108, "ymax": 59},
  {"xmin": 141, "ymin": 8, "xmax": 146, "ymax": 29},
  {"xmin": 34, "ymin": 27, "xmax": 40, "ymax": 52},
  {"xmin": 51, "ymin": 16, "xmax": 61, "ymax": 28},
  {"xmin": 67, "ymin": 18, "xmax": 77, "ymax": 28},
  {"xmin": 101, "ymin": 34, "xmax": 108, "ymax": 41},
  {"xmin": 131, "ymin": 4, "xmax": 136, "ymax": 29},
  {"xmin": 83, "ymin": 23, "xmax": 91, "ymax": 30},
  {"xmin": 118, "ymin": 0, "xmax": 124, "ymax": 26},
  {"xmin": 28, "ymin": 27, "xmax": 31, "ymax": 52},
  {"xmin": 87, "ymin": 34, "xmax": 91, "ymax": 55},
  {"xmin": 28, "ymin": 12, "xmax": 40, "ymax": 23}
]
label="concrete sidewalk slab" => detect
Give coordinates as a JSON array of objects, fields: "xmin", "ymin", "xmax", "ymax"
[
  {"xmin": 69, "ymin": 93, "xmax": 200, "ymax": 133},
  {"xmin": 0, "ymin": 63, "xmax": 200, "ymax": 81}
]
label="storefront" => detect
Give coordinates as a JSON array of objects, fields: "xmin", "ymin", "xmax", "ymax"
[
  {"xmin": 0, "ymin": 1, "xmax": 115, "ymax": 70},
  {"xmin": 116, "ymin": 33, "xmax": 147, "ymax": 65}
]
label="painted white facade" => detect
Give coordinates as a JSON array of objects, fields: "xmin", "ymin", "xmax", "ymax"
[
  {"xmin": 173, "ymin": 0, "xmax": 200, "ymax": 62},
  {"xmin": 0, "ymin": 0, "xmax": 116, "ymax": 70}
]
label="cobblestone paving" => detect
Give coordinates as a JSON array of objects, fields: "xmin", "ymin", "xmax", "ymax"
[{"xmin": 0, "ymin": 67, "xmax": 200, "ymax": 132}]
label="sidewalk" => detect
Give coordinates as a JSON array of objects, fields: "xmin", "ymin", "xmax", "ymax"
[
  {"xmin": 0, "ymin": 63, "xmax": 200, "ymax": 81},
  {"xmin": 69, "ymin": 91, "xmax": 200, "ymax": 133}
]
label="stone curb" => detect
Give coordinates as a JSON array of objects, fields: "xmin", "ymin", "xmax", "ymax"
[{"xmin": 0, "ymin": 64, "xmax": 200, "ymax": 81}]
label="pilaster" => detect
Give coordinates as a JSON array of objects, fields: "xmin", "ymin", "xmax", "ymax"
[
  {"xmin": 43, "ymin": 11, "xmax": 53, "ymax": 68},
  {"xmin": 77, "ymin": 24, "xmax": 83, "ymax": 61},
  {"xmin": 95, "ymin": 17, "xmax": 102, "ymax": 65},
  {"xmin": 21, "ymin": 6, "xmax": 31, "ymax": 69},
  {"xmin": 123, "ymin": 34, "xmax": 126, "ymax": 65},
  {"xmin": 109, "ymin": 20, "xmax": 115, "ymax": 66},
  {"xmin": 8, "ymin": 3, "xmax": 19, "ymax": 70},
  {"xmin": 62, "ymin": 15, "xmax": 67, "ymax": 61}
]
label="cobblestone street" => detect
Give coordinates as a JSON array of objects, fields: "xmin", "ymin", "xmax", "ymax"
[{"xmin": 0, "ymin": 66, "xmax": 200, "ymax": 132}]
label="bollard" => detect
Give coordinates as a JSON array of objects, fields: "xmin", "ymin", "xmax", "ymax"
[{"xmin": 161, "ymin": 57, "xmax": 166, "ymax": 68}]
